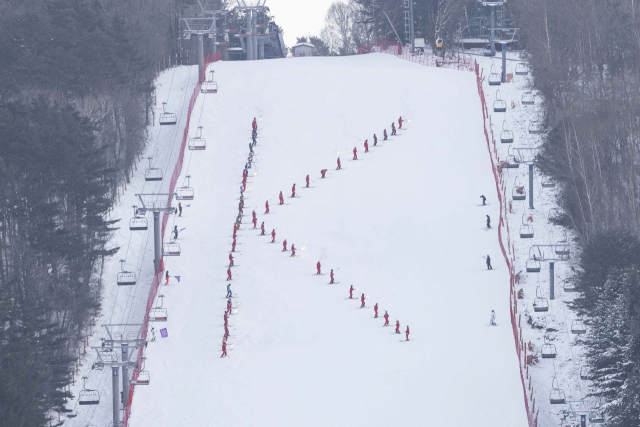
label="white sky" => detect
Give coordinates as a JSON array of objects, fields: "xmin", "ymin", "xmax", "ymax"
[{"xmin": 265, "ymin": 0, "xmax": 335, "ymax": 47}]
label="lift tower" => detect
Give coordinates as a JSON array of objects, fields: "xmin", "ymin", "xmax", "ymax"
[
  {"xmin": 135, "ymin": 193, "xmax": 178, "ymax": 273},
  {"xmin": 477, "ymin": 0, "xmax": 505, "ymax": 56}
]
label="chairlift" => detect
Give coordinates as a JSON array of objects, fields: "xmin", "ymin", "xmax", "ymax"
[
  {"xmin": 500, "ymin": 120, "xmax": 514, "ymax": 144},
  {"xmin": 149, "ymin": 294, "xmax": 168, "ymax": 322},
  {"xmin": 541, "ymin": 335, "xmax": 557, "ymax": 358},
  {"xmin": 505, "ymin": 155, "xmax": 520, "ymax": 168},
  {"xmin": 144, "ymin": 157, "xmax": 163, "ymax": 182},
  {"xmin": 162, "ymin": 242, "xmax": 181, "ymax": 256},
  {"xmin": 201, "ymin": 70, "xmax": 218, "ymax": 94},
  {"xmin": 159, "ymin": 102, "xmax": 177, "ymax": 126},
  {"xmin": 549, "ymin": 377, "xmax": 566, "ymax": 404},
  {"xmin": 483, "ymin": 43, "xmax": 495, "ymax": 57},
  {"xmin": 521, "ymin": 91, "xmax": 535, "ymax": 106},
  {"xmin": 528, "ymin": 115, "xmax": 543, "ymax": 134},
  {"xmin": 78, "ymin": 376, "xmax": 100, "ymax": 405},
  {"xmin": 589, "ymin": 411, "xmax": 605, "ymax": 424},
  {"xmin": 541, "ymin": 177, "xmax": 556, "ymax": 188},
  {"xmin": 130, "ymin": 357, "xmax": 150, "ymax": 385},
  {"xmin": 555, "ymin": 232, "xmax": 570, "ymax": 257},
  {"xmin": 488, "ymin": 64, "xmax": 501, "ymax": 86},
  {"xmin": 512, "ymin": 186, "xmax": 526, "ymax": 201},
  {"xmin": 188, "ymin": 126, "xmax": 206, "ymax": 150},
  {"xmin": 129, "ymin": 216, "xmax": 148, "ymax": 231},
  {"xmin": 515, "ymin": 62, "xmax": 529, "ymax": 75},
  {"xmin": 493, "ymin": 90, "xmax": 506, "ymax": 113},
  {"xmin": 580, "ymin": 366, "xmax": 589, "ymax": 380},
  {"xmin": 571, "ymin": 319, "xmax": 587, "ymax": 334},
  {"xmin": 520, "ymin": 214, "xmax": 534, "ymax": 238},
  {"xmin": 533, "ymin": 286, "xmax": 549, "ymax": 312},
  {"xmin": 526, "ymin": 258, "xmax": 541, "ymax": 273},
  {"xmin": 564, "ymin": 281, "xmax": 578, "ymax": 292},
  {"xmin": 117, "ymin": 260, "xmax": 136, "ymax": 286},
  {"xmin": 176, "ymin": 175, "xmax": 194, "ymax": 200}
]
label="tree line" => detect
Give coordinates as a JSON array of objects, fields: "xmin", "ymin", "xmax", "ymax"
[{"xmin": 0, "ymin": 0, "xmax": 204, "ymax": 425}]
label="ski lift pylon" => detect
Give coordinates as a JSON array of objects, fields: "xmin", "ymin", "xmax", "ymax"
[
  {"xmin": 117, "ymin": 259, "xmax": 137, "ymax": 286},
  {"xmin": 78, "ymin": 376, "xmax": 100, "ymax": 405},
  {"xmin": 500, "ymin": 120, "xmax": 514, "ymax": 144},
  {"xmin": 159, "ymin": 102, "xmax": 177, "ymax": 126},
  {"xmin": 144, "ymin": 157, "xmax": 163, "ymax": 182},
  {"xmin": 493, "ymin": 90, "xmax": 507, "ymax": 112},
  {"xmin": 188, "ymin": 126, "xmax": 206, "ymax": 150}
]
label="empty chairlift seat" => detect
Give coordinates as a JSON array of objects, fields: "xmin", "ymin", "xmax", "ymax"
[
  {"xmin": 533, "ymin": 286, "xmax": 549, "ymax": 312},
  {"xmin": 188, "ymin": 126, "xmax": 206, "ymax": 150},
  {"xmin": 162, "ymin": 242, "xmax": 181, "ymax": 256},
  {"xmin": 144, "ymin": 157, "xmax": 163, "ymax": 182},
  {"xmin": 526, "ymin": 258, "xmax": 541, "ymax": 273},
  {"xmin": 117, "ymin": 271, "xmax": 136, "ymax": 286},
  {"xmin": 541, "ymin": 335, "xmax": 557, "ymax": 358},
  {"xmin": 549, "ymin": 378, "xmax": 566, "ymax": 404},
  {"xmin": 493, "ymin": 90, "xmax": 507, "ymax": 112},
  {"xmin": 129, "ymin": 216, "xmax": 148, "ymax": 231},
  {"xmin": 500, "ymin": 120, "xmax": 514, "ymax": 144},
  {"xmin": 515, "ymin": 62, "xmax": 529, "ymax": 75},
  {"xmin": 541, "ymin": 177, "xmax": 556, "ymax": 188},
  {"xmin": 580, "ymin": 366, "xmax": 590, "ymax": 380},
  {"xmin": 148, "ymin": 307, "xmax": 168, "ymax": 322},
  {"xmin": 159, "ymin": 102, "xmax": 177, "ymax": 126},
  {"xmin": 528, "ymin": 115, "xmax": 543, "ymax": 134},
  {"xmin": 201, "ymin": 70, "xmax": 218, "ymax": 93},
  {"xmin": 521, "ymin": 91, "xmax": 535, "ymax": 105},
  {"xmin": 130, "ymin": 369, "xmax": 150, "ymax": 385},
  {"xmin": 176, "ymin": 186, "xmax": 194, "ymax": 200},
  {"xmin": 555, "ymin": 233, "xmax": 571, "ymax": 257},
  {"xmin": 488, "ymin": 64, "xmax": 501, "ymax": 86},
  {"xmin": 78, "ymin": 377, "xmax": 99, "ymax": 405},
  {"xmin": 589, "ymin": 412, "xmax": 605, "ymax": 424},
  {"xmin": 483, "ymin": 43, "xmax": 495, "ymax": 57},
  {"xmin": 571, "ymin": 319, "xmax": 587, "ymax": 334}
]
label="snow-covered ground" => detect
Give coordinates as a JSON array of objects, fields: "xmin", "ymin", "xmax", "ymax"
[
  {"xmin": 124, "ymin": 54, "xmax": 528, "ymax": 427},
  {"xmin": 476, "ymin": 52, "xmax": 592, "ymax": 425},
  {"xmin": 64, "ymin": 65, "xmax": 200, "ymax": 427}
]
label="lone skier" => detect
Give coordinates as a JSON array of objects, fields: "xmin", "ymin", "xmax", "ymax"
[
  {"xmin": 353, "ymin": 147, "xmax": 358, "ymax": 160},
  {"xmin": 317, "ymin": 261, "xmax": 321, "ymax": 275},
  {"xmin": 291, "ymin": 184, "xmax": 296, "ymax": 198},
  {"xmin": 486, "ymin": 215, "xmax": 491, "ymax": 229},
  {"xmin": 178, "ymin": 202, "xmax": 182, "ymax": 217},
  {"xmin": 349, "ymin": 285, "xmax": 354, "ymax": 299},
  {"xmin": 165, "ymin": 270, "xmax": 170, "ymax": 285},
  {"xmin": 480, "ymin": 195, "xmax": 486, "ymax": 205},
  {"xmin": 306, "ymin": 175, "xmax": 310, "ymax": 188},
  {"xmin": 173, "ymin": 225, "xmax": 178, "ymax": 240},
  {"xmin": 490, "ymin": 310, "xmax": 496, "ymax": 326},
  {"xmin": 398, "ymin": 116, "xmax": 403, "ymax": 129},
  {"xmin": 279, "ymin": 191, "xmax": 284, "ymax": 205},
  {"xmin": 265, "ymin": 200, "xmax": 270, "ymax": 214},
  {"xmin": 321, "ymin": 169, "xmax": 327, "ymax": 178},
  {"xmin": 405, "ymin": 325, "xmax": 410, "ymax": 341},
  {"xmin": 360, "ymin": 293, "xmax": 365, "ymax": 308},
  {"xmin": 374, "ymin": 303, "xmax": 378, "ymax": 318},
  {"xmin": 364, "ymin": 140, "xmax": 369, "ymax": 153},
  {"xmin": 337, "ymin": 157, "xmax": 342, "ymax": 170},
  {"xmin": 261, "ymin": 221, "xmax": 265, "ymax": 235},
  {"xmin": 486, "ymin": 255, "xmax": 493, "ymax": 270},
  {"xmin": 330, "ymin": 269, "xmax": 335, "ymax": 284}
]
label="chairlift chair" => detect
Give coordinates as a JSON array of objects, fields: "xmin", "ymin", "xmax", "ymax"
[
  {"xmin": 162, "ymin": 242, "xmax": 181, "ymax": 256},
  {"xmin": 519, "ymin": 224, "xmax": 534, "ymax": 238},
  {"xmin": 116, "ymin": 260, "xmax": 136, "ymax": 286},
  {"xmin": 564, "ymin": 281, "xmax": 578, "ymax": 292},
  {"xmin": 533, "ymin": 287, "xmax": 549, "ymax": 312},
  {"xmin": 78, "ymin": 377, "xmax": 100, "ymax": 405},
  {"xmin": 580, "ymin": 366, "xmax": 589, "ymax": 380},
  {"xmin": 483, "ymin": 43, "xmax": 495, "ymax": 57},
  {"xmin": 159, "ymin": 102, "xmax": 177, "ymax": 126},
  {"xmin": 505, "ymin": 155, "xmax": 520, "ymax": 168},
  {"xmin": 188, "ymin": 126, "xmax": 206, "ymax": 150},
  {"xmin": 129, "ymin": 216, "xmax": 148, "ymax": 231},
  {"xmin": 541, "ymin": 335, "xmax": 557, "ymax": 358},
  {"xmin": 500, "ymin": 120, "xmax": 514, "ymax": 144},
  {"xmin": 512, "ymin": 186, "xmax": 526, "ymax": 201},
  {"xmin": 528, "ymin": 117, "xmax": 542, "ymax": 134},
  {"xmin": 148, "ymin": 307, "xmax": 168, "ymax": 322},
  {"xmin": 555, "ymin": 233, "xmax": 571, "ymax": 257},
  {"xmin": 521, "ymin": 91, "xmax": 535, "ymax": 105},
  {"xmin": 526, "ymin": 258, "xmax": 541, "ymax": 273},
  {"xmin": 130, "ymin": 370, "xmax": 150, "ymax": 385},
  {"xmin": 589, "ymin": 411, "xmax": 605, "ymax": 424},
  {"xmin": 549, "ymin": 378, "xmax": 566, "ymax": 404},
  {"xmin": 541, "ymin": 177, "xmax": 556, "ymax": 188},
  {"xmin": 144, "ymin": 157, "xmax": 163, "ymax": 182},
  {"xmin": 493, "ymin": 90, "xmax": 507, "ymax": 112},
  {"xmin": 201, "ymin": 70, "xmax": 218, "ymax": 94},
  {"xmin": 176, "ymin": 175, "xmax": 194, "ymax": 200},
  {"xmin": 488, "ymin": 64, "xmax": 501, "ymax": 86},
  {"xmin": 515, "ymin": 62, "xmax": 529, "ymax": 75},
  {"xmin": 571, "ymin": 319, "xmax": 587, "ymax": 334}
]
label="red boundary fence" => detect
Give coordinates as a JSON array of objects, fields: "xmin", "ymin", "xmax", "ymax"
[
  {"xmin": 474, "ymin": 62, "xmax": 536, "ymax": 427},
  {"xmin": 122, "ymin": 51, "xmax": 220, "ymax": 425},
  {"xmin": 357, "ymin": 41, "xmax": 474, "ymax": 71}
]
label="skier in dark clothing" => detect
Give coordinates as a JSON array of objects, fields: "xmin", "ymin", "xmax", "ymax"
[
  {"xmin": 480, "ymin": 195, "xmax": 486, "ymax": 205},
  {"xmin": 373, "ymin": 134, "xmax": 378, "ymax": 146},
  {"xmin": 486, "ymin": 255, "xmax": 493, "ymax": 270},
  {"xmin": 321, "ymin": 169, "xmax": 327, "ymax": 178},
  {"xmin": 178, "ymin": 203, "xmax": 182, "ymax": 217},
  {"xmin": 383, "ymin": 129, "xmax": 388, "ymax": 141},
  {"xmin": 486, "ymin": 215, "xmax": 491, "ymax": 229},
  {"xmin": 173, "ymin": 226, "xmax": 178, "ymax": 240},
  {"xmin": 391, "ymin": 123, "xmax": 396, "ymax": 135}
]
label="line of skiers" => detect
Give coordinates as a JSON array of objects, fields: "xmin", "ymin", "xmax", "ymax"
[
  {"xmin": 335, "ymin": 117, "xmax": 404, "ymax": 169},
  {"xmin": 480, "ymin": 194, "xmax": 497, "ymax": 324}
]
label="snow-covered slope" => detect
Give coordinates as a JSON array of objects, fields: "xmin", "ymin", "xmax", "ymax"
[{"xmin": 126, "ymin": 53, "xmax": 528, "ymax": 427}]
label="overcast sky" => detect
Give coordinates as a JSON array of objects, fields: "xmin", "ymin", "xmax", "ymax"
[{"xmin": 265, "ymin": 0, "xmax": 335, "ymax": 47}]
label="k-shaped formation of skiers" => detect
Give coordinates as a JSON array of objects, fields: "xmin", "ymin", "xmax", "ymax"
[{"xmin": 221, "ymin": 116, "xmax": 410, "ymax": 358}]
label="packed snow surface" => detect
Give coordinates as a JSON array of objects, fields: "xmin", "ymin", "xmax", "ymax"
[{"xmin": 125, "ymin": 53, "xmax": 528, "ymax": 427}]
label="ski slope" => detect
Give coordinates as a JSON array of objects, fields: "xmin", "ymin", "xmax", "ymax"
[{"xmin": 129, "ymin": 54, "xmax": 528, "ymax": 427}]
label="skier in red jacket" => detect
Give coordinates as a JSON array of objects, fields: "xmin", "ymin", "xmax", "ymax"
[
  {"xmin": 261, "ymin": 221, "xmax": 265, "ymax": 235},
  {"xmin": 265, "ymin": 200, "xmax": 270, "ymax": 214},
  {"xmin": 383, "ymin": 129, "xmax": 388, "ymax": 141},
  {"xmin": 364, "ymin": 140, "xmax": 369, "ymax": 153},
  {"xmin": 349, "ymin": 285, "xmax": 354, "ymax": 299},
  {"xmin": 337, "ymin": 158, "xmax": 342, "ymax": 170},
  {"xmin": 252, "ymin": 210, "xmax": 256, "ymax": 220},
  {"xmin": 353, "ymin": 147, "xmax": 358, "ymax": 160},
  {"xmin": 227, "ymin": 298, "xmax": 232, "ymax": 314},
  {"xmin": 290, "ymin": 244, "xmax": 296, "ymax": 257},
  {"xmin": 231, "ymin": 239, "xmax": 236, "ymax": 252},
  {"xmin": 223, "ymin": 311, "xmax": 228, "ymax": 324},
  {"xmin": 306, "ymin": 175, "xmax": 310, "ymax": 187},
  {"xmin": 279, "ymin": 191, "xmax": 284, "ymax": 205},
  {"xmin": 291, "ymin": 184, "xmax": 296, "ymax": 198},
  {"xmin": 405, "ymin": 325, "xmax": 410, "ymax": 341},
  {"xmin": 252, "ymin": 217, "xmax": 257, "ymax": 228},
  {"xmin": 317, "ymin": 261, "xmax": 321, "ymax": 275},
  {"xmin": 226, "ymin": 268, "xmax": 232, "ymax": 281},
  {"xmin": 398, "ymin": 116, "xmax": 403, "ymax": 129},
  {"xmin": 374, "ymin": 303, "xmax": 378, "ymax": 318},
  {"xmin": 360, "ymin": 293, "xmax": 365, "ymax": 308},
  {"xmin": 383, "ymin": 311, "xmax": 389, "ymax": 326},
  {"xmin": 229, "ymin": 253, "xmax": 234, "ymax": 267},
  {"xmin": 391, "ymin": 122, "xmax": 396, "ymax": 135},
  {"xmin": 243, "ymin": 169, "xmax": 247, "ymax": 180},
  {"xmin": 330, "ymin": 269, "xmax": 335, "ymax": 284},
  {"xmin": 282, "ymin": 239, "xmax": 287, "ymax": 252},
  {"xmin": 221, "ymin": 341, "xmax": 227, "ymax": 358},
  {"xmin": 395, "ymin": 320, "xmax": 400, "ymax": 334},
  {"xmin": 321, "ymin": 169, "xmax": 327, "ymax": 178},
  {"xmin": 252, "ymin": 117, "xmax": 257, "ymax": 130},
  {"xmin": 271, "ymin": 229, "xmax": 276, "ymax": 243}
]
